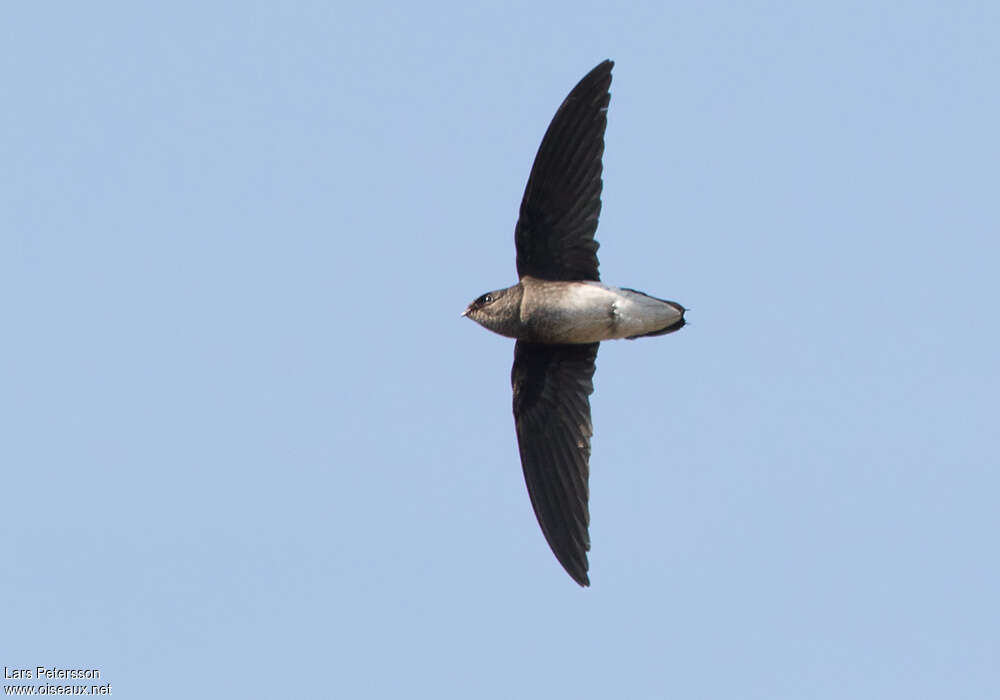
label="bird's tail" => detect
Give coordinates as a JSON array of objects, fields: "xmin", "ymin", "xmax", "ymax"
[{"xmin": 621, "ymin": 288, "xmax": 686, "ymax": 339}]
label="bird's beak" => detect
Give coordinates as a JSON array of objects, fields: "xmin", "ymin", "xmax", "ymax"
[{"xmin": 460, "ymin": 307, "xmax": 470, "ymax": 318}]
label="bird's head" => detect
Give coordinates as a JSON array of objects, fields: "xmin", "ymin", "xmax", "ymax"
[{"xmin": 461, "ymin": 285, "xmax": 522, "ymax": 338}]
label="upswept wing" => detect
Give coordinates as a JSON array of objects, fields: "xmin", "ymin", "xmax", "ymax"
[{"xmin": 514, "ymin": 60, "xmax": 612, "ymax": 282}]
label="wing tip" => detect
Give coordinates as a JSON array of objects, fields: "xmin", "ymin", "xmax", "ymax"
[{"xmin": 592, "ymin": 58, "xmax": 614, "ymax": 73}]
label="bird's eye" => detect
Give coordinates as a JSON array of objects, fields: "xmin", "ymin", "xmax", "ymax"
[{"xmin": 477, "ymin": 293, "xmax": 494, "ymax": 305}]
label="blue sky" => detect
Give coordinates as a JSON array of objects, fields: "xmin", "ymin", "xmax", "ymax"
[{"xmin": 3, "ymin": 1, "xmax": 998, "ymax": 697}]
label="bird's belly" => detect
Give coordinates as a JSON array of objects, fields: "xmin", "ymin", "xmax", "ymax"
[{"xmin": 522, "ymin": 282, "xmax": 680, "ymax": 343}]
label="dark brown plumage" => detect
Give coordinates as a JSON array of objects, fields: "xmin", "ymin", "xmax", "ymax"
[
  {"xmin": 515, "ymin": 60, "xmax": 610, "ymax": 283},
  {"xmin": 512, "ymin": 341, "xmax": 598, "ymax": 586}
]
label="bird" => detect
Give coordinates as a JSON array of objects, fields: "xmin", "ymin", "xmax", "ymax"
[{"xmin": 462, "ymin": 59, "xmax": 686, "ymax": 586}]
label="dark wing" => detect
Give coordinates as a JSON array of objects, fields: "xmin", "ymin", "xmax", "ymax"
[
  {"xmin": 512, "ymin": 340, "xmax": 599, "ymax": 586},
  {"xmin": 514, "ymin": 60, "xmax": 612, "ymax": 282}
]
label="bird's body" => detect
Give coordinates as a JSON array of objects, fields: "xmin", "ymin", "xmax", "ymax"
[
  {"xmin": 463, "ymin": 59, "xmax": 686, "ymax": 586},
  {"xmin": 466, "ymin": 277, "xmax": 685, "ymax": 344}
]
